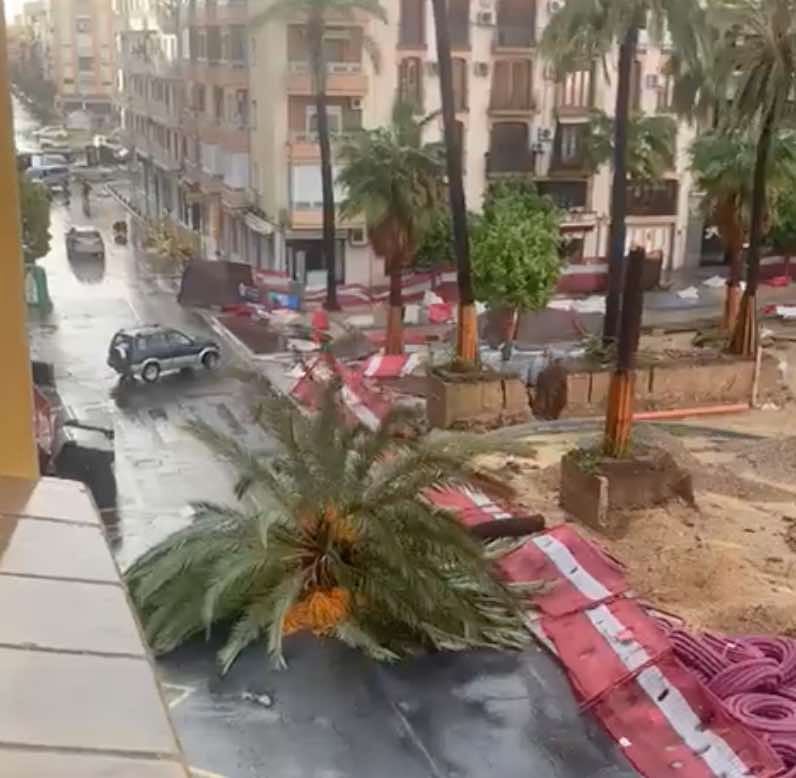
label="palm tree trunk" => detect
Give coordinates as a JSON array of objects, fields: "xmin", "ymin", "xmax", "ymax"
[
  {"xmin": 308, "ymin": 14, "xmax": 339, "ymax": 311},
  {"xmin": 430, "ymin": 0, "xmax": 477, "ymax": 363},
  {"xmin": 386, "ymin": 261, "xmax": 404, "ymax": 355},
  {"xmin": 723, "ymin": 245, "xmax": 743, "ymax": 332},
  {"xmin": 729, "ymin": 106, "xmax": 775, "ymax": 357},
  {"xmin": 603, "ymin": 23, "xmax": 639, "ymax": 346},
  {"xmin": 604, "ymin": 246, "xmax": 645, "ymax": 458}
]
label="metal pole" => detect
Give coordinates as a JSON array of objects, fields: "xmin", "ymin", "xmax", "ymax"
[{"xmin": 0, "ymin": 3, "xmax": 39, "ymax": 479}]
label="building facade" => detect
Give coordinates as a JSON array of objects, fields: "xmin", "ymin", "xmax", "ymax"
[
  {"xmin": 50, "ymin": 0, "xmax": 116, "ymax": 128},
  {"xmin": 115, "ymin": 0, "xmax": 700, "ymax": 287}
]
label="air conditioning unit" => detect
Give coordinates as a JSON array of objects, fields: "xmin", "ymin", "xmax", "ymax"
[
  {"xmin": 349, "ymin": 227, "xmax": 367, "ymax": 246},
  {"xmin": 645, "ymin": 74, "xmax": 659, "ymax": 89},
  {"xmin": 547, "ymin": 0, "xmax": 564, "ymax": 14},
  {"xmin": 543, "ymin": 64, "xmax": 557, "ymax": 81},
  {"xmin": 476, "ymin": 10, "xmax": 494, "ymax": 25},
  {"xmin": 473, "ymin": 61, "xmax": 489, "ymax": 77},
  {"xmin": 537, "ymin": 127, "xmax": 552, "ymax": 141},
  {"xmin": 349, "ymin": 97, "xmax": 364, "ymax": 110},
  {"xmin": 426, "ymin": 61, "xmax": 439, "ymax": 76}
]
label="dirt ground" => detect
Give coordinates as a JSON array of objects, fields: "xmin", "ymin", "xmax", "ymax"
[{"xmin": 480, "ymin": 405, "xmax": 796, "ymax": 638}]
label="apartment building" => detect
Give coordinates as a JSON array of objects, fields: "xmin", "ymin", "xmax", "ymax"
[
  {"xmin": 50, "ymin": 0, "xmax": 116, "ymax": 128},
  {"xmin": 117, "ymin": 0, "xmax": 700, "ymax": 286}
]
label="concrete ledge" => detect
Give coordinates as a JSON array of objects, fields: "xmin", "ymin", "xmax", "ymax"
[{"xmin": 0, "ymin": 476, "xmax": 190, "ymax": 776}]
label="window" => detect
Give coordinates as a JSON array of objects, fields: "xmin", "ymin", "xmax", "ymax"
[
  {"xmin": 78, "ymin": 57, "xmax": 94, "ymax": 72},
  {"xmin": 452, "ymin": 57, "xmax": 468, "ymax": 111},
  {"xmin": 398, "ymin": 57, "xmax": 423, "ymax": 110},
  {"xmin": 225, "ymin": 26, "xmax": 246, "ymax": 63},
  {"xmin": 491, "ymin": 59, "xmax": 533, "ymax": 110},
  {"xmin": 657, "ymin": 74, "xmax": 674, "ymax": 112},
  {"xmin": 560, "ymin": 125, "xmax": 579, "ymax": 163},
  {"xmin": 305, "ymin": 105, "xmax": 343, "ymax": 134},
  {"xmin": 399, "ymin": 0, "xmax": 425, "ymax": 46},
  {"xmin": 556, "ymin": 67, "xmax": 593, "ymax": 110},
  {"xmin": 195, "ymin": 84, "xmax": 206, "ymax": 112},
  {"xmin": 631, "ymin": 60, "xmax": 642, "ymax": 111},
  {"xmin": 166, "ymin": 330, "xmax": 192, "ymax": 346},
  {"xmin": 207, "ymin": 28, "xmax": 221, "ymax": 62},
  {"xmin": 448, "ymin": 0, "xmax": 470, "ymax": 48},
  {"xmin": 196, "ymin": 30, "xmax": 207, "ymax": 59},
  {"xmin": 214, "ymin": 86, "xmax": 224, "ymax": 121}
]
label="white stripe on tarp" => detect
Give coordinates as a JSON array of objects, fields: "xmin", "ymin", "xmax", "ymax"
[
  {"xmin": 586, "ymin": 605, "xmax": 752, "ymax": 778},
  {"xmin": 462, "ymin": 487, "xmax": 512, "ymax": 520},
  {"xmin": 402, "ymin": 352, "xmax": 421, "ymax": 376},
  {"xmin": 531, "ymin": 534, "xmax": 612, "ymax": 602},
  {"xmin": 364, "ymin": 355, "xmax": 383, "ymax": 377},
  {"xmin": 340, "ymin": 385, "xmax": 381, "ymax": 430}
]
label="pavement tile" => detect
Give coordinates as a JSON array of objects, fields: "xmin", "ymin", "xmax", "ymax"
[
  {"xmin": 0, "ymin": 648, "xmax": 180, "ymax": 755},
  {"xmin": 0, "ymin": 749, "xmax": 189, "ymax": 778},
  {"xmin": 0, "ymin": 575, "xmax": 145, "ymax": 655},
  {"xmin": 0, "ymin": 476, "xmax": 99, "ymax": 525},
  {"xmin": 0, "ymin": 517, "xmax": 119, "ymax": 582}
]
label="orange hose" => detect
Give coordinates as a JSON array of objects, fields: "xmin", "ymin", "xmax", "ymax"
[{"xmin": 633, "ymin": 403, "xmax": 749, "ymax": 421}]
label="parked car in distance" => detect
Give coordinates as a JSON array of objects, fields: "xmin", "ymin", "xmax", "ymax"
[
  {"xmin": 26, "ymin": 164, "xmax": 70, "ymax": 190},
  {"xmin": 107, "ymin": 325, "xmax": 221, "ymax": 383},
  {"xmin": 66, "ymin": 226, "xmax": 105, "ymax": 260}
]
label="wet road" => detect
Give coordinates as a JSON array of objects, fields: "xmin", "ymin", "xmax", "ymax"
[{"xmin": 16, "ymin": 99, "xmax": 637, "ymax": 778}]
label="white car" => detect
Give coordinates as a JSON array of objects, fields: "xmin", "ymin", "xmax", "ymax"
[{"xmin": 66, "ymin": 226, "xmax": 105, "ymax": 260}]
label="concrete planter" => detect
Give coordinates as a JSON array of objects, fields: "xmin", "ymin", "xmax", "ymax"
[
  {"xmin": 560, "ymin": 448, "xmax": 694, "ymax": 535},
  {"xmin": 427, "ymin": 371, "xmax": 529, "ymax": 429}
]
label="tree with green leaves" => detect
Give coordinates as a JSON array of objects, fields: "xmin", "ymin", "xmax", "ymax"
[
  {"xmin": 471, "ymin": 183, "xmax": 562, "ymax": 359},
  {"xmin": 770, "ymin": 185, "xmax": 796, "ymax": 269},
  {"xmin": 585, "ymin": 111, "xmax": 677, "ymax": 181},
  {"xmin": 542, "ymin": 0, "xmax": 703, "ymax": 346},
  {"xmin": 125, "ymin": 384, "xmax": 532, "ymax": 670},
  {"xmin": 254, "ymin": 0, "xmax": 387, "ymax": 311},
  {"xmin": 690, "ymin": 129, "xmax": 796, "ymax": 331},
  {"xmin": 338, "ymin": 103, "xmax": 445, "ymax": 354},
  {"xmin": 704, "ymin": 0, "xmax": 796, "ymax": 356},
  {"xmin": 19, "ymin": 177, "xmax": 51, "ymax": 264}
]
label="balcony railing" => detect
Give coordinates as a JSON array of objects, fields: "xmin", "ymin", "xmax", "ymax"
[
  {"xmin": 627, "ymin": 180, "xmax": 679, "ymax": 216},
  {"xmin": 537, "ymin": 180, "xmax": 588, "ymax": 210},
  {"xmin": 495, "ymin": 25, "xmax": 534, "ymax": 48},
  {"xmin": 485, "ymin": 149, "xmax": 535, "ymax": 174},
  {"xmin": 288, "ymin": 61, "xmax": 363, "ymax": 74}
]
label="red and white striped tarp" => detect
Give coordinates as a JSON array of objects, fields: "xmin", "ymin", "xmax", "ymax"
[
  {"xmin": 422, "ymin": 486, "xmax": 786, "ymax": 778},
  {"xmin": 362, "ymin": 353, "xmax": 423, "ymax": 379}
]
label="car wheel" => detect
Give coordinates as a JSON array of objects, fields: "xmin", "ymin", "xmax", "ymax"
[
  {"xmin": 202, "ymin": 351, "xmax": 220, "ymax": 370},
  {"xmin": 142, "ymin": 362, "xmax": 161, "ymax": 383}
]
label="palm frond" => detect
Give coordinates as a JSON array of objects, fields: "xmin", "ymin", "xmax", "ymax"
[{"xmin": 126, "ymin": 382, "xmax": 536, "ymax": 670}]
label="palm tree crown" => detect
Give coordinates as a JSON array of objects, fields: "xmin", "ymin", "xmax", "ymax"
[{"xmin": 126, "ymin": 384, "xmax": 532, "ymax": 670}]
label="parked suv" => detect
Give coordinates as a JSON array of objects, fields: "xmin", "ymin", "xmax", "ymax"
[{"xmin": 108, "ymin": 325, "xmax": 221, "ymax": 383}]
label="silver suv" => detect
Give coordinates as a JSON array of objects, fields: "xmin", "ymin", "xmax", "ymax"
[{"xmin": 107, "ymin": 325, "xmax": 220, "ymax": 383}]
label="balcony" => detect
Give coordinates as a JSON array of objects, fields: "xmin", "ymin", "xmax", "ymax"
[
  {"xmin": 537, "ymin": 179, "xmax": 588, "ymax": 211},
  {"xmin": 490, "ymin": 60, "xmax": 535, "ymax": 114},
  {"xmin": 222, "ymin": 184, "xmax": 249, "ymax": 210},
  {"xmin": 494, "ymin": 25, "xmax": 534, "ymax": 49},
  {"xmin": 286, "ymin": 61, "xmax": 368, "ymax": 96},
  {"xmin": 485, "ymin": 149, "xmax": 535, "ymax": 175},
  {"xmin": 555, "ymin": 69, "xmax": 594, "ymax": 117},
  {"xmin": 627, "ymin": 180, "xmax": 679, "ymax": 216},
  {"xmin": 287, "ymin": 129, "xmax": 359, "ymax": 161}
]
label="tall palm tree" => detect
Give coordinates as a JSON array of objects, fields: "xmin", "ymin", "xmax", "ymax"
[
  {"xmin": 585, "ymin": 111, "xmax": 677, "ymax": 181},
  {"xmin": 338, "ymin": 104, "xmax": 445, "ymax": 354},
  {"xmin": 430, "ymin": 0, "xmax": 478, "ymax": 362},
  {"xmin": 690, "ymin": 129, "xmax": 796, "ymax": 331},
  {"xmin": 125, "ymin": 384, "xmax": 531, "ymax": 670},
  {"xmin": 706, "ymin": 0, "xmax": 796, "ymax": 356},
  {"xmin": 542, "ymin": 0, "xmax": 703, "ymax": 346},
  {"xmin": 255, "ymin": 0, "xmax": 387, "ymax": 311}
]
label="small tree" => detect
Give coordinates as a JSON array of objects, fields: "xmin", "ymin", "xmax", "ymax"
[
  {"xmin": 19, "ymin": 177, "xmax": 51, "ymax": 263},
  {"xmin": 771, "ymin": 187, "xmax": 796, "ymax": 271},
  {"xmin": 471, "ymin": 182, "xmax": 561, "ymax": 358}
]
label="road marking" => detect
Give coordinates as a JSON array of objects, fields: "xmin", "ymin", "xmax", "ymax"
[
  {"xmin": 190, "ymin": 768, "xmax": 228, "ymax": 778},
  {"xmin": 162, "ymin": 682, "xmax": 196, "ymax": 710}
]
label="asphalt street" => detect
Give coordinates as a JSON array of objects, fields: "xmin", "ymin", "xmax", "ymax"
[{"xmin": 15, "ymin": 98, "xmax": 637, "ymax": 778}]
